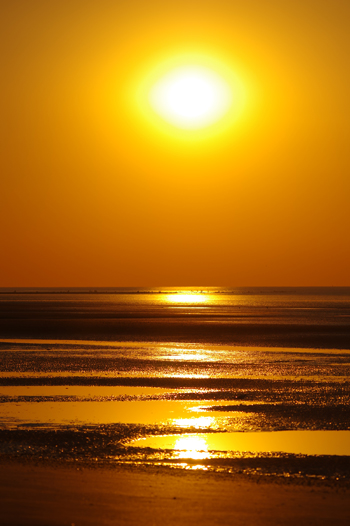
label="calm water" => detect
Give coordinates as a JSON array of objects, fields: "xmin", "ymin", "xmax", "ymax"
[{"xmin": 1, "ymin": 287, "xmax": 350, "ymax": 480}]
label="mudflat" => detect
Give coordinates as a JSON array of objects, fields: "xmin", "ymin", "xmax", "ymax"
[
  {"xmin": 1, "ymin": 290, "xmax": 350, "ymax": 524},
  {"xmin": 1, "ymin": 461, "xmax": 350, "ymax": 526}
]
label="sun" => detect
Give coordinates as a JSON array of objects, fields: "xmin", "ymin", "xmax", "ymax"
[
  {"xmin": 133, "ymin": 52, "xmax": 247, "ymax": 139},
  {"xmin": 149, "ymin": 65, "xmax": 232, "ymax": 130}
]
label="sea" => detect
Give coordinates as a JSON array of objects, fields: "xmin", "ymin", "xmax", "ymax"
[{"xmin": 1, "ymin": 287, "xmax": 350, "ymax": 481}]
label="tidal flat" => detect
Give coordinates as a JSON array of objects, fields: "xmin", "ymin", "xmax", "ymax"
[{"xmin": 1, "ymin": 288, "xmax": 350, "ymax": 524}]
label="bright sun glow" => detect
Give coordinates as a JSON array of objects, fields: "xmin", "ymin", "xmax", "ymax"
[
  {"xmin": 149, "ymin": 66, "xmax": 232, "ymax": 129},
  {"xmin": 134, "ymin": 52, "xmax": 246, "ymax": 139}
]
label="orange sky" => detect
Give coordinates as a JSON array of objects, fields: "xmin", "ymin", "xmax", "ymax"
[{"xmin": 1, "ymin": 0, "xmax": 349, "ymax": 286}]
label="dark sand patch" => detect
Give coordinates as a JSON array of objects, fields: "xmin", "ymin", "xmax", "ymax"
[{"xmin": 1, "ymin": 461, "xmax": 350, "ymax": 526}]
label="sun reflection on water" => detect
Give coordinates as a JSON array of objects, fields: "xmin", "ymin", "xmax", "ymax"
[
  {"xmin": 165, "ymin": 293, "xmax": 209, "ymax": 304},
  {"xmin": 174, "ymin": 435, "xmax": 209, "ymax": 460}
]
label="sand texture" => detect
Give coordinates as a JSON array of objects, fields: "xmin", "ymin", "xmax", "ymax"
[{"xmin": 1, "ymin": 462, "xmax": 350, "ymax": 526}]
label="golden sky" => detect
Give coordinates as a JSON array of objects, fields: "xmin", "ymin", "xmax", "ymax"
[{"xmin": 1, "ymin": 0, "xmax": 349, "ymax": 286}]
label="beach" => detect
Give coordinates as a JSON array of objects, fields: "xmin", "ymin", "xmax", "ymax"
[
  {"xmin": 2, "ymin": 462, "xmax": 350, "ymax": 526},
  {"xmin": 1, "ymin": 288, "xmax": 350, "ymax": 524}
]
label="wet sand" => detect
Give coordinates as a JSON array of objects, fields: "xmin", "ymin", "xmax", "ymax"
[
  {"xmin": 1, "ymin": 461, "xmax": 350, "ymax": 526},
  {"xmin": 1, "ymin": 289, "xmax": 350, "ymax": 523},
  {"xmin": 1, "ymin": 340, "xmax": 350, "ymax": 480},
  {"xmin": 2, "ymin": 315, "xmax": 350, "ymax": 349}
]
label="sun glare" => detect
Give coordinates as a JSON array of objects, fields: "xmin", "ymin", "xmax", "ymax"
[
  {"xmin": 149, "ymin": 66, "xmax": 232, "ymax": 129},
  {"xmin": 134, "ymin": 52, "xmax": 246, "ymax": 139}
]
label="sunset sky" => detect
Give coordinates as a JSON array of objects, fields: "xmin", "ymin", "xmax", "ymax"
[{"xmin": 1, "ymin": 0, "xmax": 349, "ymax": 286}]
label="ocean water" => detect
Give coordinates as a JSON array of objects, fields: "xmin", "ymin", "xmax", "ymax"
[
  {"xmin": 1, "ymin": 286, "xmax": 350, "ymax": 346},
  {"xmin": 0, "ymin": 287, "xmax": 350, "ymax": 480}
]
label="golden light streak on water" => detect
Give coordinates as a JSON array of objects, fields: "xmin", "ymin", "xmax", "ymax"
[
  {"xmin": 165, "ymin": 293, "xmax": 209, "ymax": 304},
  {"xmin": 174, "ymin": 435, "xmax": 209, "ymax": 460}
]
